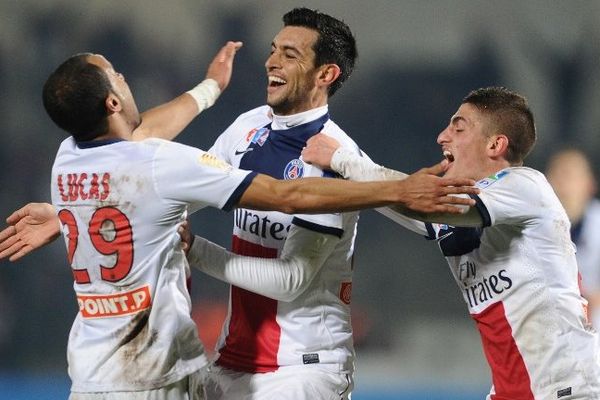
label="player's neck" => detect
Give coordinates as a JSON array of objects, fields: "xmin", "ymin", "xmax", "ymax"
[
  {"xmin": 100, "ymin": 119, "xmax": 135, "ymax": 141},
  {"xmin": 472, "ymin": 160, "xmax": 512, "ymax": 181}
]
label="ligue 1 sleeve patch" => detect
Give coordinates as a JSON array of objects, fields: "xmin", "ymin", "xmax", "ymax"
[
  {"xmin": 245, "ymin": 127, "xmax": 270, "ymax": 146},
  {"xmin": 197, "ymin": 153, "xmax": 232, "ymax": 170},
  {"xmin": 476, "ymin": 170, "xmax": 509, "ymax": 189}
]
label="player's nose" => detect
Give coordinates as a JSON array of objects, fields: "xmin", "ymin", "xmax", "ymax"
[{"xmin": 437, "ymin": 127, "xmax": 450, "ymax": 144}]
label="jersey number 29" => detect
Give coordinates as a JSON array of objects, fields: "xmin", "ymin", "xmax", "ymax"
[{"xmin": 58, "ymin": 207, "xmax": 133, "ymax": 284}]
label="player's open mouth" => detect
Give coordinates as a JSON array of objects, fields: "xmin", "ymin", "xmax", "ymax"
[
  {"xmin": 443, "ymin": 150, "xmax": 455, "ymax": 163},
  {"xmin": 268, "ymin": 76, "xmax": 287, "ymax": 90}
]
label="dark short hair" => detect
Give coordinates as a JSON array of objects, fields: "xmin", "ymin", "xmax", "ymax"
[
  {"xmin": 283, "ymin": 7, "xmax": 357, "ymax": 96},
  {"xmin": 42, "ymin": 53, "xmax": 111, "ymax": 141},
  {"xmin": 462, "ymin": 87, "xmax": 536, "ymax": 165}
]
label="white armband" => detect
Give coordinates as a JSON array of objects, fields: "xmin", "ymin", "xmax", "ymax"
[{"xmin": 185, "ymin": 78, "xmax": 221, "ymax": 113}]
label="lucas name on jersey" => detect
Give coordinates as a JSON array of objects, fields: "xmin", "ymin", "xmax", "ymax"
[{"xmin": 57, "ymin": 172, "xmax": 111, "ymax": 202}]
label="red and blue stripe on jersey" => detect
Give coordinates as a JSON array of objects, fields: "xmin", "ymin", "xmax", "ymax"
[{"xmin": 217, "ymin": 112, "xmax": 338, "ymax": 373}]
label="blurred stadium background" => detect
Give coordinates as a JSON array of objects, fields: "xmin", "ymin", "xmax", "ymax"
[{"xmin": 1, "ymin": 0, "xmax": 599, "ymax": 398}]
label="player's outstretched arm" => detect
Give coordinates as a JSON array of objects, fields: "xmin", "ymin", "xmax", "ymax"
[
  {"xmin": 0, "ymin": 202, "xmax": 61, "ymax": 261},
  {"xmin": 302, "ymin": 133, "xmax": 483, "ymax": 226},
  {"xmin": 133, "ymin": 41, "xmax": 243, "ymax": 141},
  {"xmin": 237, "ymin": 171, "xmax": 478, "ymax": 215}
]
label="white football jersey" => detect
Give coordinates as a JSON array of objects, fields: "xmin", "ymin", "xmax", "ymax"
[
  {"xmin": 329, "ymin": 148, "xmax": 600, "ymax": 399},
  {"xmin": 208, "ymin": 105, "xmax": 362, "ymax": 373},
  {"xmin": 50, "ymin": 137, "xmax": 256, "ymax": 392},
  {"xmin": 421, "ymin": 168, "xmax": 600, "ymax": 399}
]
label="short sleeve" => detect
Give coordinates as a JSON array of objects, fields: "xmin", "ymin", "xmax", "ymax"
[
  {"xmin": 151, "ymin": 140, "xmax": 256, "ymax": 211},
  {"xmin": 475, "ymin": 168, "xmax": 550, "ymax": 227}
]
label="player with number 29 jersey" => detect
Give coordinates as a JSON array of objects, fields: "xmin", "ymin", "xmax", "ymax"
[{"xmin": 50, "ymin": 136, "xmax": 255, "ymax": 393}]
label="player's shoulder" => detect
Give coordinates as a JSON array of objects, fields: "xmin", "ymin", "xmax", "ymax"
[
  {"xmin": 477, "ymin": 166, "xmax": 545, "ymax": 189},
  {"xmin": 478, "ymin": 167, "xmax": 558, "ymax": 209},
  {"xmin": 218, "ymin": 105, "xmax": 271, "ymax": 142},
  {"xmin": 321, "ymin": 119, "xmax": 362, "ymax": 155},
  {"xmin": 230, "ymin": 105, "xmax": 271, "ymax": 128},
  {"xmin": 139, "ymin": 138, "xmax": 207, "ymax": 161}
]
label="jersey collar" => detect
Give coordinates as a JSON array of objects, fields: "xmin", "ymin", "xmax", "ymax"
[
  {"xmin": 76, "ymin": 138, "xmax": 126, "ymax": 149},
  {"xmin": 270, "ymin": 105, "xmax": 328, "ymax": 130}
]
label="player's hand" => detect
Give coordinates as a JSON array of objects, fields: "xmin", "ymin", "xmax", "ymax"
[
  {"xmin": 0, "ymin": 202, "xmax": 61, "ymax": 261},
  {"xmin": 301, "ymin": 134, "xmax": 341, "ymax": 169},
  {"xmin": 177, "ymin": 220, "xmax": 194, "ymax": 256},
  {"xmin": 205, "ymin": 41, "xmax": 243, "ymax": 91},
  {"xmin": 398, "ymin": 161, "xmax": 479, "ymax": 214}
]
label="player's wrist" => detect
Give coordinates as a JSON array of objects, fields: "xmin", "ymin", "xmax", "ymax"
[
  {"xmin": 330, "ymin": 147, "xmax": 350, "ymax": 177},
  {"xmin": 186, "ymin": 79, "xmax": 221, "ymax": 113}
]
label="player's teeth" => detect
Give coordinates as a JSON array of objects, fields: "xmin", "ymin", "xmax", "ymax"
[
  {"xmin": 269, "ymin": 76, "xmax": 286, "ymax": 84},
  {"xmin": 443, "ymin": 150, "xmax": 454, "ymax": 162}
]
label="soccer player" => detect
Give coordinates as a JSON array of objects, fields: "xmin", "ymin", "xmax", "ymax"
[
  {"xmin": 198, "ymin": 8, "xmax": 375, "ymax": 399},
  {"xmin": 0, "ymin": 40, "xmax": 479, "ymax": 400},
  {"xmin": 302, "ymin": 87, "xmax": 600, "ymax": 399},
  {"xmin": 546, "ymin": 148, "xmax": 600, "ymax": 329}
]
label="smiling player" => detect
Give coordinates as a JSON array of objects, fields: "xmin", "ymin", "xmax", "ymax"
[{"xmin": 302, "ymin": 86, "xmax": 600, "ymax": 399}]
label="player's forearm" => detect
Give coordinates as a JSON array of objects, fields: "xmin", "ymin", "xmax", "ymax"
[
  {"xmin": 239, "ymin": 174, "xmax": 410, "ymax": 214},
  {"xmin": 188, "ymin": 227, "xmax": 336, "ymax": 301},
  {"xmin": 133, "ymin": 79, "xmax": 220, "ymax": 141}
]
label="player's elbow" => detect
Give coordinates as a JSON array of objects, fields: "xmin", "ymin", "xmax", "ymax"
[{"xmin": 275, "ymin": 259, "xmax": 312, "ymax": 302}]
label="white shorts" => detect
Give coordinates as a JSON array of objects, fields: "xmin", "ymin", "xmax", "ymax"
[
  {"xmin": 69, "ymin": 369, "xmax": 207, "ymax": 400},
  {"xmin": 205, "ymin": 364, "xmax": 353, "ymax": 400}
]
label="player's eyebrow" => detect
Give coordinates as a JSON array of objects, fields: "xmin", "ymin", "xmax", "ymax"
[{"xmin": 450, "ymin": 115, "xmax": 466, "ymax": 125}]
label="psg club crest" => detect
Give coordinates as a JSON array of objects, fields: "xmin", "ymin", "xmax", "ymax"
[
  {"xmin": 284, "ymin": 159, "xmax": 304, "ymax": 180},
  {"xmin": 245, "ymin": 127, "xmax": 270, "ymax": 147}
]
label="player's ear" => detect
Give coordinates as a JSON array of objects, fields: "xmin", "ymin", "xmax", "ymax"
[
  {"xmin": 488, "ymin": 134, "xmax": 509, "ymax": 158},
  {"xmin": 105, "ymin": 92, "xmax": 122, "ymax": 114},
  {"xmin": 317, "ymin": 64, "xmax": 341, "ymax": 89}
]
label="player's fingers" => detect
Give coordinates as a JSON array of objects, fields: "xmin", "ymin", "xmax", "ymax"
[
  {"xmin": 438, "ymin": 177, "xmax": 477, "ymax": 187},
  {"xmin": 0, "ymin": 233, "xmax": 19, "ymax": 253},
  {"xmin": 306, "ymin": 134, "xmax": 326, "ymax": 146},
  {"xmin": 6, "ymin": 205, "xmax": 29, "ymax": 225},
  {"xmin": 0, "ymin": 225, "xmax": 17, "ymax": 245},
  {"xmin": 8, "ymin": 244, "xmax": 33, "ymax": 262},
  {"xmin": 219, "ymin": 41, "xmax": 243, "ymax": 62},
  {"xmin": 0, "ymin": 240, "xmax": 25, "ymax": 260},
  {"xmin": 440, "ymin": 185, "xmax": 479, "ymax": 196},
  {"xmin": 437, "ymin": 195, "xmax": 476, "ymax": 206},
  {"xmin": 419, "ymin": 161, "xmax": 446, "ymax": 176}
]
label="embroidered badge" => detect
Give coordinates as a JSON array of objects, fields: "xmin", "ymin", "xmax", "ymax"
[
  {"xmin": 283, "ymin": 159, "xmax": 304, "ymax": 180},
  {"xmin": 245, "ymin": 127, "xmax": 270, "ymax": 146}
]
